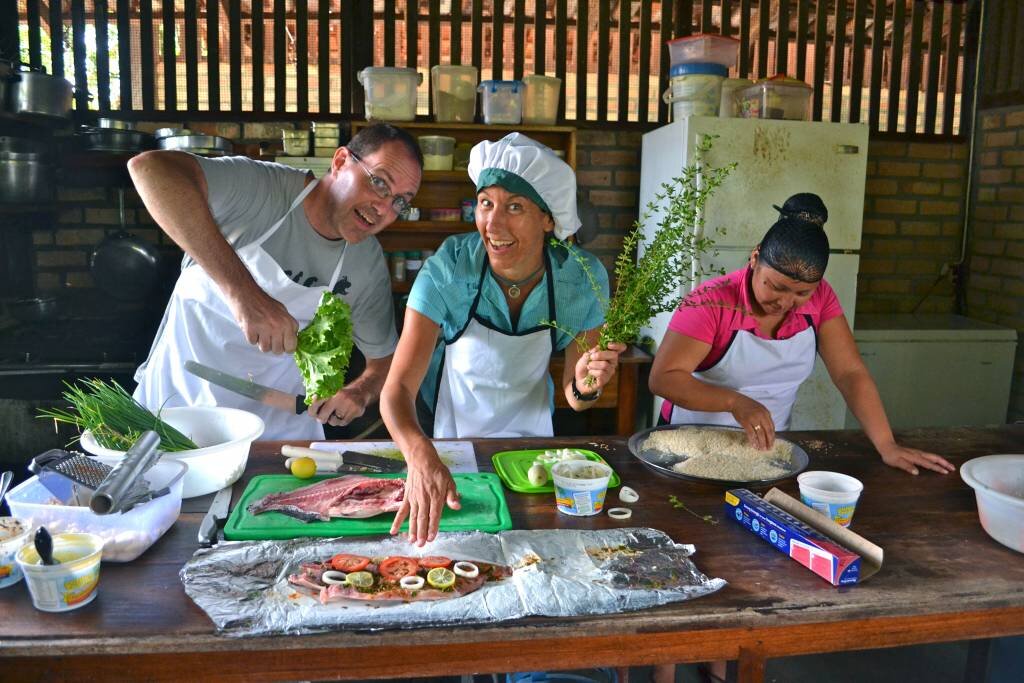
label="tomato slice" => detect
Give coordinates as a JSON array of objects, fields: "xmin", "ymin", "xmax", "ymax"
[
  {"xmin": 378, "ymin": 556, "xmax": 421, "ymax": 581},
  {"xmin": 330, "ymin": 553, "xmax": 371, "ymax": 572},
  {"xmin": 417, "ymin": 556, "xmax": 452, "ymax": 569}
]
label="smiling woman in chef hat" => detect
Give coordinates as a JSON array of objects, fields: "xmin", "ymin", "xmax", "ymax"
[
  {"xmin": 648, "ymin": 191, "xmax": 954, "ymax": 476},
  {"xmin": 381, "ymin": 132, "xmax": 626, "ymax": 545}
]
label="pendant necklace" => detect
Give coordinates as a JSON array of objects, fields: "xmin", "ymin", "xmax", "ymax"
[{"xmin": 490, "ymin": 263, "xmax": 544, "ymax": 299}]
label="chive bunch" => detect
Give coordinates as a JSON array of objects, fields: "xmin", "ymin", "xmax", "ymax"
[{"xmin": 39, "ymin": 378, "xmax": 199, "ymax": 452}]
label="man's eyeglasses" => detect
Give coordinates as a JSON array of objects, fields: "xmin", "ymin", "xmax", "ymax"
[{"xmin": 347, "ymin": 149, "xmax": 411, "ymax": 218}]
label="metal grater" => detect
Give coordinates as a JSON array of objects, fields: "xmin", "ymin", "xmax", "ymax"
[{"xmin": 29, "ymin": 449, "xmax": 114, "ymax": 506}]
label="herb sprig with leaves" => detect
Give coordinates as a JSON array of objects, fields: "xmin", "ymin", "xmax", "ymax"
[{"xmin": 551, "ymin": 136, "xmax": 735, "ymax": 379}]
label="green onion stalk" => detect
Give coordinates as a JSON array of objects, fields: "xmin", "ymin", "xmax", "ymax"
[
  {"xmin": 553, "ymin": 135, "xmax": 736, "ymax": 384},
  {"xmin": 39, "ymin": 378, "xmax": 198, "ymax": 452}
]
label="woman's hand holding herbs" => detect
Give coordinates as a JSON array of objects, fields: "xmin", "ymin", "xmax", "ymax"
[
  {"xmin": 729, "ymin": 394, "xmax": 776, "ymax": 450},
  {"xmin": 574, "ymin": 342, "xmax": 627, "ymax": 395}
]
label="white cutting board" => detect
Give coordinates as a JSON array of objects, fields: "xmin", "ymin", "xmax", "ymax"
[{"xmin": 309, "ymin": 440, "xmax": 478, "ymax": 473}]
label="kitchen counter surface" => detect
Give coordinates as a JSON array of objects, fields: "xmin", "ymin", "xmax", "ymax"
[{"xmin": 2, "ymin": 426, "xmax": 1023, "ymax": 682}]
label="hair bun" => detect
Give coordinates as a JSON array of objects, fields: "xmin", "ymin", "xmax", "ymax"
[{"xmin": 773, "ymin": 192, "xmax": 828, "ymax": 227}]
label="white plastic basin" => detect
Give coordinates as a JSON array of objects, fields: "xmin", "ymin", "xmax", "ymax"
[
  {"xmin": 80, "ymin": 406, "xmax": 264, "ymax": 498},
  {"xmin": 960, "ymin": 454, "xmax": 1024, "ymax": 554}
]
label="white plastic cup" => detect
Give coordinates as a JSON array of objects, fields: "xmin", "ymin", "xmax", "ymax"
[
  {"xmin": 16, "ymin": 532, "xmax": 104, "ymax": 612},
  {"xmin": 552, "ymin": 460, "xmax": 612, "ymax": 517},
  {"xmin": 797, "ymin": 471, "xmax": 864, "ymax": 527},
  {"xmin": 0, "ymin": 517, "xmax": 31, "ymax": 589}
]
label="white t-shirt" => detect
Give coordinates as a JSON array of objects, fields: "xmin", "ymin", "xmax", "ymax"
[{"xmin": 188, "ymin": 154, "xmax": 397, "ymax": 359}]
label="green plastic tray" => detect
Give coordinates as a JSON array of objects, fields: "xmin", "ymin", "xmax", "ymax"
[
  {"xmin": 224, "ymin": 473, "xmax": 512, "ymax": 540},
  {"xmin": 491, "ymin": 449, "xmax": 621, "ymax": 494}
]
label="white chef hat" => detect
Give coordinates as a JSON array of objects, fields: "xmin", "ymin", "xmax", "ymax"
[{"xmin": 468, "ymin": 133, "xmax": 581, "ymax": 240}]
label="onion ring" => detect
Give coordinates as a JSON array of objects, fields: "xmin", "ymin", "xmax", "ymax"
[
  {"xmin": 399, "ymin": 575, "xmax": 425, "ymax": 590},
  {"xmin": 452, "ymin": 561, "xmax": 479, "ymax": 578},
  {"xmin": 321, "ymin": 570, "xmax": 348, "ymax": 585},
  {"xmin": 607, "ymin": 507, "xmax": 633, "ymax": 520},
  {"xmin": 618, "ymin": 486, "xmax": 639, "ymax": 504}
]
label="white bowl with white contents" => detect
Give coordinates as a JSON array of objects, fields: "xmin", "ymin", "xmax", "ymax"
[
  {"xmin": 960, "ymin": 454, "xmax": 1024, "ymax": 554},
  {"xmin": 6, "ymin": 457, "xmax": 187, "ymax": 562},
  {"xmin": 80, "ymin": 406, "xmax": 264, "ymax": 498}
]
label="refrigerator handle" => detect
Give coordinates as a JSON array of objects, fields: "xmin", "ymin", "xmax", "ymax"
[{"xmin": 834, "ymin": 144, "xmax": 860, "ymax": 154}]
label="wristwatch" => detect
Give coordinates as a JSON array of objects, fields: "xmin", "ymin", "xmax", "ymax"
[{"xmin": 571, "ymin": 377, "xmax": 601, "ymax": 402}]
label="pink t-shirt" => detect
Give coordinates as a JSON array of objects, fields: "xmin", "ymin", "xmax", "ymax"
[{"xmin": 659, "ymin": 266, "xmax": 844, "ymax": 421}]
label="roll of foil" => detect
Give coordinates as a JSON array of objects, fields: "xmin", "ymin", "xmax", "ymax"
[{"xmin": 180, "ymin": 528, "xmax": 726, "ymax": 637}]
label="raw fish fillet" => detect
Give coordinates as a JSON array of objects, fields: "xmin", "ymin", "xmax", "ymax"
[{"xmin": 247, "ymin": 475, "xmax": 405, "ymax": 522}]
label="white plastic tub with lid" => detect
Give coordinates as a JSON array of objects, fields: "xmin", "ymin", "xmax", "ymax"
[
  {"xmin": 431, "ymin": 65, "xmax": 478, "ymax": 122},
  {"xmin": 666, "ymin": 33, "xmax": 740, "ymax": 69},
  {"xmin": 6, "ymin": 457, "xmax": 187, "ymax": 561},
  {"xmin": 738, "ymin": 76, "xmax": 813, "ymax": 120},
  {"xmin": 663, "ymin": 63, "xmax": 727, "ymax": 119},
  {"xmin": 522, "ymin": 75, "xmax": 562, "ymax": 125},
  {"xmin": 478, "ymin": 80, "xmax": 524, "ymax": 125},
  {"xmin": 357, "ymin": 67, "xmax": 422, "ymax": 121},
  {"xmin": 719, "ymin": 77, "xmax": 754, "ymax": 117}
]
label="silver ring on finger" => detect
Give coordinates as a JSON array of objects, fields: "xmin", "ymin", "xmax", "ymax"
[{"xmin": 753, "ymin": 424, "xmax": 762, "ymax": 431}]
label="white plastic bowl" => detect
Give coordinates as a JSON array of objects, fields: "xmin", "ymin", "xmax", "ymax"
[
  {"xmin": 79, "ymin": 406, "xmax": 264, "ymax": 498},
  {"xmin": 960, "ymin": 454, "xmax": 1024, "ymax": 554}
]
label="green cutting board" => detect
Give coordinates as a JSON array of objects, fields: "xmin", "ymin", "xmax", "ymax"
[
  {"xmin": 491, "ymin": 448, "xmax": 621, "ymax": 494},
  {"xmin": 223, "ymin": 473, "xmax": 512, "ymax": 540}
]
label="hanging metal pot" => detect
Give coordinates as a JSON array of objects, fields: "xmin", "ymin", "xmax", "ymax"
[
  {"xmin": 89, "ymin": 189, "xmax": 161, "ymax": 301},
  {"xmin": 0, "ymin": 137, "xmax": 52, "ymax": 203},
  {"xmin": 7, "ymin": 63, "xmax": 73, "ymax": 121}
]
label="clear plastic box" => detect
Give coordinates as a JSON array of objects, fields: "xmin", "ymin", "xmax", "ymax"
[
  {"xmin": 666, "ymin": 33, "xmax": 740, "ymax": 69},
  {"xmin": 6, "ymin": 457, "xmax": 187, "ymax": 562},
  {"xmin": 357, "ymin": 67, "xmax": 422, "ymax": 121},
  {"xmin": 738, "ymin": 76, "xmax": 813, "ymax": 120},
  {"xmin": 282, "ymin": 130, "xmax": 310, "ymax": 156},
  {"xmin": 522, "ymin": 75, "xmax": 562, "ymax": 125},
  {"xmin": 478, "ymin": 80, "xmax": 524, "ymax": 125},
  {"xmin": 418, "ymin": 135, "xmax": 456, "ymax": 171},
  {"xmin": 431, "ymin": 65, "xmax": 478, "ymax": 122}
]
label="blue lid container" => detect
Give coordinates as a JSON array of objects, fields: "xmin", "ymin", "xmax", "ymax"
[{"xmin": 669, "ymin": 62, "xmax": 729, "ymax": 78}]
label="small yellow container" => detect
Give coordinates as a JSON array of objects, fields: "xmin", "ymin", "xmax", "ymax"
[
  {"xmin": 16, "ymin": 532, "xmax": 104, "ymax": 612},
  {"xmin": 0, "ymin": 517, "xmax": 31, "ymax": 589}
]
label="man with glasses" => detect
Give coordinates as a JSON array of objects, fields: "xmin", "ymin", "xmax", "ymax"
[{"xmin": 128, "ymin": 123, "xmax": 423, "ymax": 440}]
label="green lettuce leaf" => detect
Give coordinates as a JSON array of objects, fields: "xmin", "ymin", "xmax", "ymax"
[{"xmin": 294, "ymin": 292, "xmax": 354, "ymax": 405}]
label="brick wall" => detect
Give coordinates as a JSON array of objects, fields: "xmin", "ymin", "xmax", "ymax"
[
  {"xmin": 30, "ymin": 121, "xmax": 301, "ymax": 294},
  {"xmin": 969, "ymin": 105, "xmax": 1024, "ymax": 421},
  {"xmin": 858, "ymin": 140, "xmax": 969, "ymax": 314}
]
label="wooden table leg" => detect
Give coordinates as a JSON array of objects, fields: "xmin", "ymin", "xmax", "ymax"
[
  {"xmin": 616, "ymin": 363, "xmax": 638, "ymax": 436},
  {"xmin": 734, "ymin": 648, "xmax": 766, "ymax": 683}
]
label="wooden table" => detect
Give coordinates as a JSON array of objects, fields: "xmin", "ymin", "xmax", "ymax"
[{"xmin": 2, "ymin": 426, "xmax": 1023, "ymax": 682}]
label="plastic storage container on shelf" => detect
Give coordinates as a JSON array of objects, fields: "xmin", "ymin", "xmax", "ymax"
[
  {"xmin": 663, "ymin": 63, "xmax": 728, "ymax": 120},
  {"xmin": 432, "ymin": 64, "xmax": 478, "ymax": 122},
  {"xmin": 666, "ymin": 33, "xmax": 740, "ymax": 69},
  {"xmin": 282, "ymin": 130, "xmax": 310, "ymax": 156},
  {"xmin": 739, "ymin": 75, "xmax": 813, "ymax": 120},
  {"xmin": 418, "ymin": 135, "xmax": 456, "ymax": 171},
  {"xmin": 479, "ymin": 80, "xmax": 524, "ymax": 125},
  {"xmin": 522, "ymin": 75, "xmax": 562, "ymax": 125},
  {"xmin": 6, "ymin": 457, "xmax": 188, "ymax": 562},
  {"xmin": 357, "ymin": 67, "xmax": 422, "ymax": 121},
  {"xmin": 719, "ymin": 77, "xmax": 754, "ymax": 117}
]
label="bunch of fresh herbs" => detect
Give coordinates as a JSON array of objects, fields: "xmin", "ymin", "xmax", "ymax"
[
  {"xmin": 39, "ymin": 378, "xmax": 199, "ymax": 451},
  {"xmin": 294, "ymin": 291, "xmax": 354, "ymax": 404},
  {"xmin": 550, "ymin": 136, "xmax": 734, "ymax": 385}
]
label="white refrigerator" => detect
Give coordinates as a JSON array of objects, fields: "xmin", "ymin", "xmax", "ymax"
[{"xmin": 638, "ymin": 116, "xmax": 870, "ymax": 429}]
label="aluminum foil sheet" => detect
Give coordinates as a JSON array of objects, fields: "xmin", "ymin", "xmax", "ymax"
[{"xmin": 180, "ymin": 528, "xmax": 725, "ymax": 637}]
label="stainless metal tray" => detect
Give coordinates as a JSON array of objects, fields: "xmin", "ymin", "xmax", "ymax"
[
  {"xmin": 157, "ymin": 134, "xmax": 233, "ymax": 154},
  {"xmin": 626, "ymin": 423, "xmax": 809, "ymax": 487}
]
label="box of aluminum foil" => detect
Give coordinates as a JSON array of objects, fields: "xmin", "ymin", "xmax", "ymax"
[{"xmin": 724, "ymin": 488, "xmax": 883, "ymax": 586}]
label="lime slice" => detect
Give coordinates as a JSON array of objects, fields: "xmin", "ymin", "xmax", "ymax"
[
  {"xmin": 345, "ymin": 571, "xmax": 374, "ymax": 590},
  {"xmin": 426, "ymin": 566, "xmax": 456, "ymax": 590}
]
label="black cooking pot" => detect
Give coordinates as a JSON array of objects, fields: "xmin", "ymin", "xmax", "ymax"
[
  {"xmin": 8, "ymin": 296, "xmax": 60, "ymax": 322},
  {"xmin": 90, "ymin": 230, "xmax": 161, "ymax": 301}
]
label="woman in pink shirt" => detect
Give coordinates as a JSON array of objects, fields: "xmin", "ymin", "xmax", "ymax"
[{"xmin": 649, "ymin": 194, "xmax": 954, "ymax": 477}]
